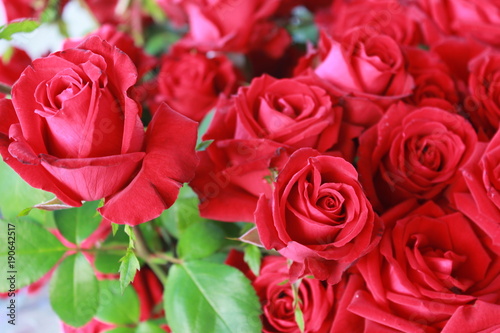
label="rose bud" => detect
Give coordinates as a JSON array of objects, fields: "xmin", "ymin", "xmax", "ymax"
[
  {"xmin": 0, "ymin": 36, "xmax": 198, "ymax": 225},
  {"xmin": 255, "ymin": 148, "xmax": 383, "ymax": 285}
]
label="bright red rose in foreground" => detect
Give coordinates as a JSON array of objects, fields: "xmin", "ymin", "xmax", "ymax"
[
  {"xmin": 352, "ymin": 200, "xmax": 500, "ymax": 332},
  {"xmin": 190, "ymin": 74, "xmax": 343, "ymax": 222},
  {"xmin": 452, "ymin": 128, "xmax": 500, "ymax": 244},
  {"xmin": 154, "ymin": 45, "xmax": 242, "ymax": 122},
  {"xmin": 357, "ymin": 102, "xmax": 477, "ymax": 211},
  {"xmin": 226, "ymin": 250, "xmax": 335, "ymax": 333},
  {"xmin": 0, "ymin": 36, "xmax": 198, "ymax": 225},
  {"xmin": 255, "ymin": 148, "xmax": 383, "ymax": 285}
]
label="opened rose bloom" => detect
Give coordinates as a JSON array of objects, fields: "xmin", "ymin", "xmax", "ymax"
[
  {"xmin": 190, "ymin": 74, "xmax": 342, "ymax": 222},
  {"xmin": 255, "ymin": 148, "xmax": 383, "ymax": 284},
  {"xmin": 226, "ymin": 250, "xmax": 335, "ymax": 333},
  {"xmin": 352, "ymin": 200, "xmax": 500, "ymax": 332},
  {"xmin": 357, "ymin": 102, "xmax": 477, "ymax": 211},
  {"xmin": 0, "ymin": 36, "xmax": 198, "ymax": 225}
]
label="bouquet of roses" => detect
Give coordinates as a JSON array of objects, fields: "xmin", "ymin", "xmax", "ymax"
[{"xmin": 0, "ymin": 0, "xmax": 499, "ymax": 332}]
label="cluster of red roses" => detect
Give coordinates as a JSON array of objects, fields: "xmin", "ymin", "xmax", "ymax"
[{"xmin": 1, "ymin": 0, "xmax": 500, "ymax": 332}]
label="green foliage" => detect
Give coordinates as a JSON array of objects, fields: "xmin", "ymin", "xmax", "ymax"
[
  {"xmin": 96, "ymin": 279, "xmax": 140, "ymax": 325},
  {"xmin": 0, "ymin": 20, "xmax": 41, "ymax": 40},
  {"xmin": 164, "ymin": 261, "xmax": 262, "ymax": 333},
  {"xmin": 177, "ymin": 220, "xmax": 225, "ymax": 260},
  {"xmin": 49, "ymin": 253, "xmax": 99, "ymax": 327},
  {"xmin": 119, "ymin": 249, "xmax": 141, "ymax": 293},
  {"xmin": 244, "ymin": 245, "xmax": 262, "ymax": 276},
  {"xmin": 54, "ymin": 201, "xmax": 101, "ymax": 245},
  {"xmin": 0, "ymin": 218, "xmax": 66, "ymax": 292},
  {"xmin": 0, "ymin": 161, "xmax": 55, "ymax": 227}
]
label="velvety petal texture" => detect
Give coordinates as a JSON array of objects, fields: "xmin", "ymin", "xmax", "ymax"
[
  {"xmin": 255, "ymin": 148, "xmax": 383, "ymax": 284},
  {"xmin": 0, "ymin": 36, "xmax": 198, "ymax": 225}
]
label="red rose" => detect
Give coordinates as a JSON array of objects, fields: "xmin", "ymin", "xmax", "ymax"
[
  {"xmin": 226, "ymin": 250, "xmax": 336, "ymax": 333},
  {"xmin": 0, "ymin": 36, "xmax": 198, "ymax": 225},
  {"xmin": 255, "ymin": 148, "xmax": 383, "ymax": 285},
  {"xmin": 416, "ymin": 0, "xmax": 500, "ymax": 47},
  {"xmin": 467, "ymin": 49, "xmax": 500, "ymax": 137},
  {"xmin": 357, "ymin": 102, "xmax": 477, "ymax": 211},
  {"xmin": 322, "ymin": 0, "xmax": 427, "ymax": 46},
  {"xmin": 299, "ymin": 31, "xmax": 414, "ymax": 107},
  {"xmin": 190, "ymin": 74, "xmax": 343, "ymax": 222},
  {"xmin": 352, "ymin": 200, "xmax": 500, "ymax": 332},
  {"xmin": 154, "ymin": 45, "xmax": 242, "ymax": 122},
  {"xmin": 63, "ymin": 24, "xmax": 157, "ymax": 79},
  {"xmin": 405, "ymin": 47, "xmax": 459, "ymax": 111},
  {"xmin": 452, "ymin": 129, "xmax": 500, "ymax": 244},
  {"xmin": 178, "ymin": 0, "xmax": 291, "ymax": 57}
]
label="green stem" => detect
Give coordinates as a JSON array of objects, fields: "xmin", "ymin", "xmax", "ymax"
[
  {"xmin": 0, "ymin": 83, "xmax": 11, "ymax": 95},
  {"xmin": 133, "ymin": 227, "xmax": 170, "ymax": 283}
]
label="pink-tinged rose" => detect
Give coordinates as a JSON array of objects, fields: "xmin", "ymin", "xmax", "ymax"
[
  {"xmin": 0, "ymin": 36, "xmax": 198, "ymax": 225},
  {"xmin": 190, "ymin": 74, "xmax": 343, "ymax": 222},
  {"xmin": 466, "ymin": 50, "xmax": 500, "ymax": 137},
  {"xmin": 153, "ymin": 45, "xmax": 242, "ymax": 122},
  {"xmin": 323, "ymin": 0, "xmax": 427, "ymax": 46},
  {"xmin": 225, "ymin": 250, "xmax": 336, "ymax": 333},
  {"xmin": 0, "ymin": 47, "xmax": 31, "ymax": 98},
  {"xmin": 404, "ymin": 47, "xmax": 459, "ymax": 111},
  {"xmin": 63, "ymin": 24, "xmax": 157, "ymax": 79},
  {"xmin": 451, "ymin": 128, "xmax": 500, "ymax": 244},
  {"xmin": 178, "ymin": 0, "xmax": 291, "ymax": 57},
  {"xmin": 255, "ymin": 148, "xmax": 383, "ymax": 285},
  {"xmin": 357, "ymin": 102, "xmax": 477, "ymax": 211},
  {"xmin": 416, "ymin": 0, "xmax": 500, "ymax": 47},
  {"xmin": 353, "ymin": 200, "xmax": 500, "ymax": 332},
  {"xmin": 299, "ymin": 31, "xmax": 414, "ymax": 107},
  {"xmin": 1, "ymin": 0, "xmax": 69, "ymax": 22}
]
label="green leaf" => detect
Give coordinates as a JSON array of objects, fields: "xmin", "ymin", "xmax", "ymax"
[
  {"xmin": 54, "ymin": 201, "xmax": 101, "ymax": 245},
  {"xmin": 103, "ymin": 328, "xmax": 136, "ymax": 333},
  {"xmin": 244, "ymin": 245, "xmax": 262, "ymax": 276},
  {"xmin": 177, "ymin": 221, "xmax": 225, "ymax": 260},
  {"xmin": 49, "ymin": 253, "xmax": 99, "ymax": 327},
  {"xmin": 198, "ymin": 110, "xmax": 215, "ymax": 142},
  {"xmin": 158, "ymin": 196, "xmax": 204, "ymax": 239},
  {"xmin": 0, "ymin": 161, "xmax": 56, "ymax": 227},
  {"xmin": 164, "ymin": 261, "xmax": 262, "ymax": 333},
  {"xmin": 0, "ymin": 219, "xmax": 66, "ymax": 292},
  {"xmin": 136, "ymin": 321, "xmax": 168, "ymax": 333},
  {"xmin": 112, "ymin": 222, "xmax": 120, "ymax": 236},
  {"xmin": 94, "ymin": 229, "xmax": 129, "ymax": 274},
  {"xmin": 196, "ymin": 139, "xmax": 213, "ymax": 151},
  {"xmin": 0, "ymin": 20, "xmax": 41, "ymax": 40},
  {"xmin": 96, "ymin": 279, "xmax": 140, "ymax": 325},
  {"xmin": 119, "ymin": 249, "xmax": 140, "ymax": 293}
]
